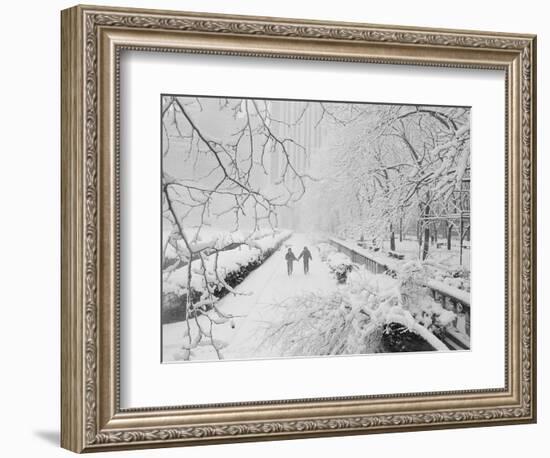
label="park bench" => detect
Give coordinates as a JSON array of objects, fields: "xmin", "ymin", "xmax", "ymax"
[{"xmin": 388, "ymin": 250, "xmax": 405, "ymax": 260}]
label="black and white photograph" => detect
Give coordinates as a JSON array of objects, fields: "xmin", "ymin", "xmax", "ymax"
[
  {"xmin": 161, "ymin": 95, "xmax": 471, "ymax": 362},
  {"xmin": 1, "ymin": 0, "xmax": 541, "ymax": 454}
]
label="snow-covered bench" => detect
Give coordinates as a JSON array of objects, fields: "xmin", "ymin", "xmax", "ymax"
[{"xmin": 388, "ymin": 250, "xmax": 405, "ymax": 260}]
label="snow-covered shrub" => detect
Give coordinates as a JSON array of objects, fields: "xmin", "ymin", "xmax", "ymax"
[
  {"xmin": 211, "ymin": 230, "xmax": 292, "ymax": 298},
  {"xmin": 265, "ymin": 263, "xmax": 455, "ymax": 356},
  {"xmin": 317, "ymin": 242, "xmax": 337, "ymax": 261},
  {"xmin": 426, "ymin": 264, "xmax": 470, "ymax": 293},
  {"xmin": 326, "ymin": 252, "xmax": 354, "ymax": 283},
  {"xmin": 163, "ymin": 230, "xmax": 292, "ymax": 323},
  {"xmin": 445, "ymin": 266, "xmax": 470, "ymax": 292},
  {"xmin": 264, "ymin": 291, "xmax": 379, "ymax": 357},
  {"xmin": 163, "ymin": 227, "xmax": 285, "ymax": 267},
  {"xmin": 391, "ymin": 261, "xmax": 457, "ymax": 336},
  {"xmin": 213, "ymin": 254, "xmax": 263, "ymax": 298}
]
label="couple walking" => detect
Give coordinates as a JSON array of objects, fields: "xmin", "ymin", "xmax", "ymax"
[{"xmin": 285, "ymin": 246, "xmax": 312, "ymax": 276}]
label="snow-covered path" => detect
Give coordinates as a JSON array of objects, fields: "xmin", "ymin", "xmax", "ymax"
[{"xmin": 162, "ymin": 233, "xmax": 337, "ymax": 362}]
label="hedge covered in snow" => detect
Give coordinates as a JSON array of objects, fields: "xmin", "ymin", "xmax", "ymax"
[
  {"xmin": 429, "ymin": 265, "xmax": 470, "ymax": 293},
  {"xmin": 162, "ymin": 230, "xmax": 292, "ymax": 324}
]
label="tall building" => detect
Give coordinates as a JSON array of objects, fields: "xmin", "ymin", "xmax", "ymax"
[{"xmin": 266, "ymin": 99, "xmax": 326, "ymax": 230}]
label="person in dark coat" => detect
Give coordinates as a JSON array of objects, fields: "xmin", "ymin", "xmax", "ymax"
[
  {"xmin": 298, "ymin": 246, "xmax": 313, "ymax": 274},
  {"xmin": 285, "ymin": 248, "xmax": 298, "ymax": 276}
]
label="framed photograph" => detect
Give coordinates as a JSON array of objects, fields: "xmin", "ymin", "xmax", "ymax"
[{"xmin": 61, "ymin": 4, "xmax": 537, "ymax": 453}]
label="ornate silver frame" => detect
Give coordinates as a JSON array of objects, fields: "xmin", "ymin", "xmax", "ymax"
[{"xmin": 61, "ymin": 4, "xmax": 537, "ymax": 453}]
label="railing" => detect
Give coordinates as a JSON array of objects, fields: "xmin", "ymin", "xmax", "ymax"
[
  {"xmin": 328, "ymin": 237, "xmax": 470, "ymax": 350},
  {"xmin": 328, "ymin": 238, "xmax": 393, "ymax": 275},
  {"xmin": 427, "ymin": 280, "xmax": 470, "ymax": 349}
]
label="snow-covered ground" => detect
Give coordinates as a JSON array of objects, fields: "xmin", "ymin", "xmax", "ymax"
[
  {"xmin": 162, "ymin": 233, "xmax": 337, "ymax": 362},
  {"xmin": 379, "ymin": 238, "xmax": 470, "ymax": 273},
  {"xmin": 356, "ymin": 237, "xmax": 470, "ymax": 292},
  {"xmin": 163, "ymin": 233, "xmax": 468, "ymax": 363}
]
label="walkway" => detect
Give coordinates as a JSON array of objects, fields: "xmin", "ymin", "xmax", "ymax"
[{"xmin": 162, "ymin": 233, "xmax": 337, "ymax": 362}]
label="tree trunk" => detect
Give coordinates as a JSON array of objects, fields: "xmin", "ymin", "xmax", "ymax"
[
  {"xmin": 422, "ymin": 226, "xmax": 430, "ymax": 260},
  {"xmin": 421, "ymin": 202, "xmax": 431, "ymax": 260},
  {"xmin": 447, "ymin": 224, "xmax": 452, "ymax": 250},
  {"xmin": 459, "ymin": 218, "xmax": 464, "ymax": 266},
  {"xmin": 399, "ymin": 217, "xmax": 403, "ymax": 242},
  {"xmin": 390, "ymin": 223, "xmax": 396, "ymax": 251}
]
